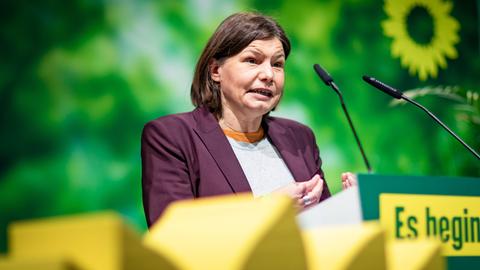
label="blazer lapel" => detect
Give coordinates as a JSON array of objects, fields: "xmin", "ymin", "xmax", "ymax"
[
  {"xmin": 192, "ymin": 107, "xmax": 251, "ymax": 193},
  {"xmin": 264, "ymin": 118, "xmax": 311, "ymax": 183}
]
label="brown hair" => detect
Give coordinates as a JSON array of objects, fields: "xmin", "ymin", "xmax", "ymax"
[{"xmin": 190, "ymin": 12, "xmax": 291, "ymax": 117}]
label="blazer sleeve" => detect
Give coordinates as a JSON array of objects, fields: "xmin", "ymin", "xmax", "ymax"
[
  {"xmin": 141, "ymin": 121, "xmax": 194, "ymax": 227},
  {"xmin": 307, "ymin": 127, "xmax": 331, "ymax": 201}
]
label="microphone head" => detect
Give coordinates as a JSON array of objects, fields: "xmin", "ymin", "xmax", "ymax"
[
  {"xmin": 362, "ymin": 75, "xmax": 373, "ymax": 83},
  {"xmin": 313, "ymin": 64, "xmax": 334, "ymax": 86},
  {"xmin": 362, "ymin": 75, "xmax": 404, "ymax": 99}
]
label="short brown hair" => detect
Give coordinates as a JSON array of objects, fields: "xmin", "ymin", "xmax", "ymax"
[{"xmin": 190, "ymin": 12, "xmax": 291, "ymax": 117}]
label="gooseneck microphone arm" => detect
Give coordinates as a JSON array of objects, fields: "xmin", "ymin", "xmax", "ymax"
[
  {"xmin": 362, "ymin": 75, "xmax": 480, "ymax": 160},
  {"xmin": 314, "ymin": 64, "xmax": 373, "ymax": 173}
]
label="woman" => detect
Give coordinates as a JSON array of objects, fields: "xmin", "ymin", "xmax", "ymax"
[{"xmin": 142, "ymin": 12, "xmax": 355, "ymax": 227}]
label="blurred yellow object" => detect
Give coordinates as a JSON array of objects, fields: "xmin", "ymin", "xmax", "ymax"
[
  {"xmin": 0, "ymin": 256, "xmax": 78, "ymax": 270},
  {"xmin": 144, "ymin": 193, "xmax": 306, "ymax": 270},
  {"xmin": 302, "ymin": 222, "xmax": 386, "ymax": 270},
  {"xmin": 387, "ymin": 240, "xmax": 444, "ymax": 270},
  {"xmin": 8, "ymin": 211, "xmax": 176, "ymax": 270}
]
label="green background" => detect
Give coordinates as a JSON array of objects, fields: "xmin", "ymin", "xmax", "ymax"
[{"xmin": 1, "ymin": 0, "xmax": 479, "ymax": 252}]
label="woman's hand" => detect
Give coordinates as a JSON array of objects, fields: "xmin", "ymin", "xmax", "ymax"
[
  {"xmin": 341, "ymin": 172, "xmax": 357, "ymax": 190},
  {"xmin": 274, "ymin": 174, "xmax": 324, "ymax": 210}
]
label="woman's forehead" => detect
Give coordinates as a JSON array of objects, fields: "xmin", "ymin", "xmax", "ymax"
[{"xmin": 241, "ymin": 38, "xmax": 285, "ymax": 54}]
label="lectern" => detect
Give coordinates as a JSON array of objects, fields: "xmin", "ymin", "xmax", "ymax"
[{"xmin": 298, "ymin": 174, "xmax": 480, "ymax": 270}]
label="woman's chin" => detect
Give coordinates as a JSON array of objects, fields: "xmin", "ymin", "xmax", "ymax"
[
  {"xmin": 244, "ymin": 103, "xmax": 275, "ymax": 116},
  {"xmin": 245, "ymin": 97, "xmax": 279, "ymax": 110}
]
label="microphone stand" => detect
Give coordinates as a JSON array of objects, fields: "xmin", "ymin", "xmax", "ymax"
[
  {"xmin": 314, "ymin": 64, "xmax": 373, "ymax": 173},
  {"xmin": 402, "ymin": 95, "xmax": 480, "ymax": 160},
  {"xmin": 328, "ymin": 82, "xmax": 373, "ymax": 173},
  {"xmin": 363, "ymin": 75, "xmax": 480, "ymax": 160}
]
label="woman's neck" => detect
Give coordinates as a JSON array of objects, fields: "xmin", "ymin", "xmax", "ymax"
[{"xmin": 219, "ymin": 109, "xmax": 263, "ymax": 132}]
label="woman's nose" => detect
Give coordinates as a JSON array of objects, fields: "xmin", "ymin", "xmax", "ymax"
[{"xmin": 258, "ymin": 63, "xmax": 274, "ymax": 82}]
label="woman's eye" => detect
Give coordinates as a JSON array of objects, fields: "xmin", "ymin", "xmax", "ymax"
[
  {"xmin": 246, "ymin": 58, "xmax": 257, "ymax": 64},
  {"xmin": 273, "ymin": 62, "xmax": 284, "ymax": 68}
]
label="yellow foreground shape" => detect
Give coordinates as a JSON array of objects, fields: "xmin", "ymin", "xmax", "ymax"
[
  {"xmin": 387, "ymin": 240, "xmax": 444, "ymax": 270},
  {"xmin": 7, "ymin": 211, "xmax": 176, "ymax": 270},
  {"xmin": 0, "ymin": 256, "xmax": 78, "ymax": 270},
  {"xmin": 2, "ymin": 198, "xmax": 446, "ymax": 270},
  {"xmin": 144, "ymin": 193, "xmax": 306, "ymax": 270},
  {"xmin": 302, "ymin": 222, "xmax": 386, "ymax": 270}
]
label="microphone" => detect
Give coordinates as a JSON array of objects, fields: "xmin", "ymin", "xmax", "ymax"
[
  {"xmin": 362, "ymin": 75, "xmax": 403, "ymax": 99},
  {"xmin": 313, "ymin": 64, "xmax": 372, "ymax": 173},
  {"xmin": 362, "ymin": 75, "xmax": 480, "ymax": 160},
  {"xmin": 313, "ymin": 64, "xmax": 333, "ymax": 86}
]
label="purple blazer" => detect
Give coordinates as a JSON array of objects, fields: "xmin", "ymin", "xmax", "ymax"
[{"xmin": 141, "ymin": 106, "xmax": 331, "ymax": 227}]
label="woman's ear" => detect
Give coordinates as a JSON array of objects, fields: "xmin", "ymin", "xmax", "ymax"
[{"xmin": 209, "ymin": 59, "xmax": 221, "ymax": 82}]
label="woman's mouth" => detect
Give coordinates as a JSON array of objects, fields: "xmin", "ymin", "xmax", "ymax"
[{"xmin": 248, "ymin": 89, "xmax": 273, "ymax": 97}]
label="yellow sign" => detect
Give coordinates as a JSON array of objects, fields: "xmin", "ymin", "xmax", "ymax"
[{"xmin": 380, "ymin": 194, "xmax": 480, "ymax": 256}]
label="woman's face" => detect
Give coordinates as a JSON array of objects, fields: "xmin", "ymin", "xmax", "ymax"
[{"xmin": 211, "ymin": 38, "xmax": 285, "ymax": 119}]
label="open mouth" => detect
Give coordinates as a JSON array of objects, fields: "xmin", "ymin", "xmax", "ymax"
[{"xmin": 248, "ymin": 89, "xmax": 273, "ymax": 97}]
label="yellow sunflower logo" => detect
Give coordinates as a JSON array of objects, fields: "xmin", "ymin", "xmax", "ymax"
[{"xmin": 382, "ymin": 0, "xmax": 460, "ymax": 81}]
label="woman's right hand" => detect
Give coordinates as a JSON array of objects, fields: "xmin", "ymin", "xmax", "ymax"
[
  {"xmin": 341, "ymin": 172, "xmax": 357, "ymax": 190},
  {"xmin": 274, "ymin": 174, "xmax": 324, "ymax": 211}
]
